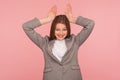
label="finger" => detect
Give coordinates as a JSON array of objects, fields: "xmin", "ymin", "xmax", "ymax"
[
  {"xmin": 67, "ymin": 4, "xmax": 72, "ymax": 13},
  {"xmin": 54, "ymin": 5, "xmax": 57, "ymax": 14},
  {"xmin": 52, "ymin": 5, "xmax": 57, "ymax": 14},
  {"xmin": 65, "ymin": 4, "xmax": 69, "ymax": 14}
]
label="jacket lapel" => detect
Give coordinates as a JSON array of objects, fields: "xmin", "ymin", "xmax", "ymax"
[
  {"xmin": 47, "ymin": 40, "xmax": 61, "ymax": 63},
  {"xmin": 47, "ymin": 35, "xmax": 75, "ymax": 64},
  {"xmin": 61, "ymin": 35, "xmax": 75, "ymax": 63}
]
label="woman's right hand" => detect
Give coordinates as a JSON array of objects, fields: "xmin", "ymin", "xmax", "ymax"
[
  {"xmin": 47, "ymin": 5, "xmax": 57, "ymax": 21},
  {"xmin": 39, "ymin": 5, "xmax": 57, "ymax": 25}
]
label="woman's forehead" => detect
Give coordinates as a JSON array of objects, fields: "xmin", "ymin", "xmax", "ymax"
[{"xmin": 56, "ymin": 23, "xmax": 66, "ymax": 28}]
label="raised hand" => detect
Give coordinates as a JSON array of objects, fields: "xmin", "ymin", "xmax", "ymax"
[
  {"xmin": 40, "ymin": 5, "xmax": 57, "ymax": 25},
  {"xmin": 48, "ymin": 5, "xmax": 57, "ymax": 21},
  {"xmin": 65, "ymin": 4, "xmax": 76, "ymax": 23}
]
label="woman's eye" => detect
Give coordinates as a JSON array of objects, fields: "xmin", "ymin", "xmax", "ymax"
[
  {"xmin": 55, "ymin": 29, "xmax": 60, "ymax": 31},
  {"xmin": 63, "ymin": 29, "xmax": 67, "ymax": 31},
  {"xmin": 55, "ymin": 29, "xmax": 67, "ymax": 31}
]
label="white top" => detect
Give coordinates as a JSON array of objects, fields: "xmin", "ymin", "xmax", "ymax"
[{"xmin": 52, "ymin": 39, "xmax": 67, "ymax": 62}]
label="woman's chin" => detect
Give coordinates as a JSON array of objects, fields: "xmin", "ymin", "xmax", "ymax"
[{"xmin": 56, "ymin": 37, "xmax": 65, "ymax": 40}]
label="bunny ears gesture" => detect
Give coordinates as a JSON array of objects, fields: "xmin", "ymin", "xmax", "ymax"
[{"xmin": 48, "ymin": 4, "xmax": 76, "ymax": 23}]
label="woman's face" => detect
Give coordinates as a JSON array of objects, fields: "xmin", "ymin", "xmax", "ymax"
[{"xmin": 55, "ymin": 23, "xmax": 67, "ymax": 40}]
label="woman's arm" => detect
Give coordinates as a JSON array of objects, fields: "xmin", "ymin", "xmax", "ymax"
[
  {"xmin": 65, "ymin": 4, "xmax": 95, "ymax": 47},
  {"xmin": 22, "ymin": 18, "xmax": 46, "ymax": 49},
  {"xmin": 22, "ymin": 5, "xmax": 57, "ymax": 49},
  {"xmin": 75, "ymin": 16, "xmax": 95, "ymax": 46}
]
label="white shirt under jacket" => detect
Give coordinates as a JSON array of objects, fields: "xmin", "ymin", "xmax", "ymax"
[{"xmin": 52, "ymin": 39, "xmax": 67, "ymax": 62}]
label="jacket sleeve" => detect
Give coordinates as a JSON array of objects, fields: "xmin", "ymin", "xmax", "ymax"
[
  {"xmin": 22, "ymin": 18, "xmax": 48, "ymax": 49},
  {"xmin": 75, "ymin": 16, "xmax": 95, "ymax": 47}
]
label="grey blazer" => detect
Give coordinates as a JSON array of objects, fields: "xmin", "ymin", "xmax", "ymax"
[{"xmin": 22, "ymin": 16, "xmax": 95, "ymax": 80}]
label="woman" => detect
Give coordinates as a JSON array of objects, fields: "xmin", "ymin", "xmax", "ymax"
[{"xmin": 22, "ymin": 4, "xmax": 95, "ymax": 80}]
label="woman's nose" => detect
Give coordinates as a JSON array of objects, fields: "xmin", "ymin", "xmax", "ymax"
[{"xmin": 60, "ymin": 31, "xmax": 63, "ymax": 34}]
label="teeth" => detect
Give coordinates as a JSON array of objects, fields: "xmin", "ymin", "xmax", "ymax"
[{"xmin": 58, "ymin": 35, "xmax": 64, "ymax": 38}]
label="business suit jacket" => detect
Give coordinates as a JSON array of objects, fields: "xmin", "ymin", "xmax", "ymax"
[{"xmin": 22, "ymin": 16, "xmax": 95, "ymax": 80}]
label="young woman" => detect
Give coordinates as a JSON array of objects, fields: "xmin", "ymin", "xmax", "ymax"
[{"xmin": 22, "ymin": 4, "xmax": 95, "ymax": 80}]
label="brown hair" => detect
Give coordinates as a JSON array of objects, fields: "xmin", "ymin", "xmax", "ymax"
[{"xmin": 49, "ymin": 15, "xmax": 71, "ymax": 41}]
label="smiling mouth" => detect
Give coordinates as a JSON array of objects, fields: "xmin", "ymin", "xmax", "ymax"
[{"xmin": 57, "ymin": 35, "xmax": 65, "ymax": 38}]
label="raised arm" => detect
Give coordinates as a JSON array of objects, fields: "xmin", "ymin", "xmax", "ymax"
[
  {"xmin": 22, "ymin": 5, "xmax": 57, "ymax": 49},
  {"xmin": 75, "ymin": 16, "xmax": 95, "ymax": 46},
  {"xmin": 65, "ymin": 4, "xmax": 95, "ymax": 47}
]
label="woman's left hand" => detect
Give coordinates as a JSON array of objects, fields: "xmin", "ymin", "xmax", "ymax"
[{"xmin": 65, "ymin": 4, "xmax": 77, "ymax": 23}]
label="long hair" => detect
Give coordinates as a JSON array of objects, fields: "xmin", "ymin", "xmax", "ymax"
[{"xmin": 49, "ymin": 15, "xmax": 71, "ymax": 41}]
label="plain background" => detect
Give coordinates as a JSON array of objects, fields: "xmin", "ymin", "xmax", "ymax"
[{"xmin": 0, "ymin": 0, "xmax": 120, "ymax": 80}]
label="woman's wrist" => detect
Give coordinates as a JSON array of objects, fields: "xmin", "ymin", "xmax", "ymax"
[
  {"xmin": 69, "ymin": 17, "xmax": 77, "ymax": 23},
  {"xmin": 39, "ymin": 17, "xmax": 53, "ymax": 25}
]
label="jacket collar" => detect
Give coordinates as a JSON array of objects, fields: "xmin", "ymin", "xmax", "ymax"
[{"xmin": 47, "ymin": 35, "xmax": 75, "ymax": 64}]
